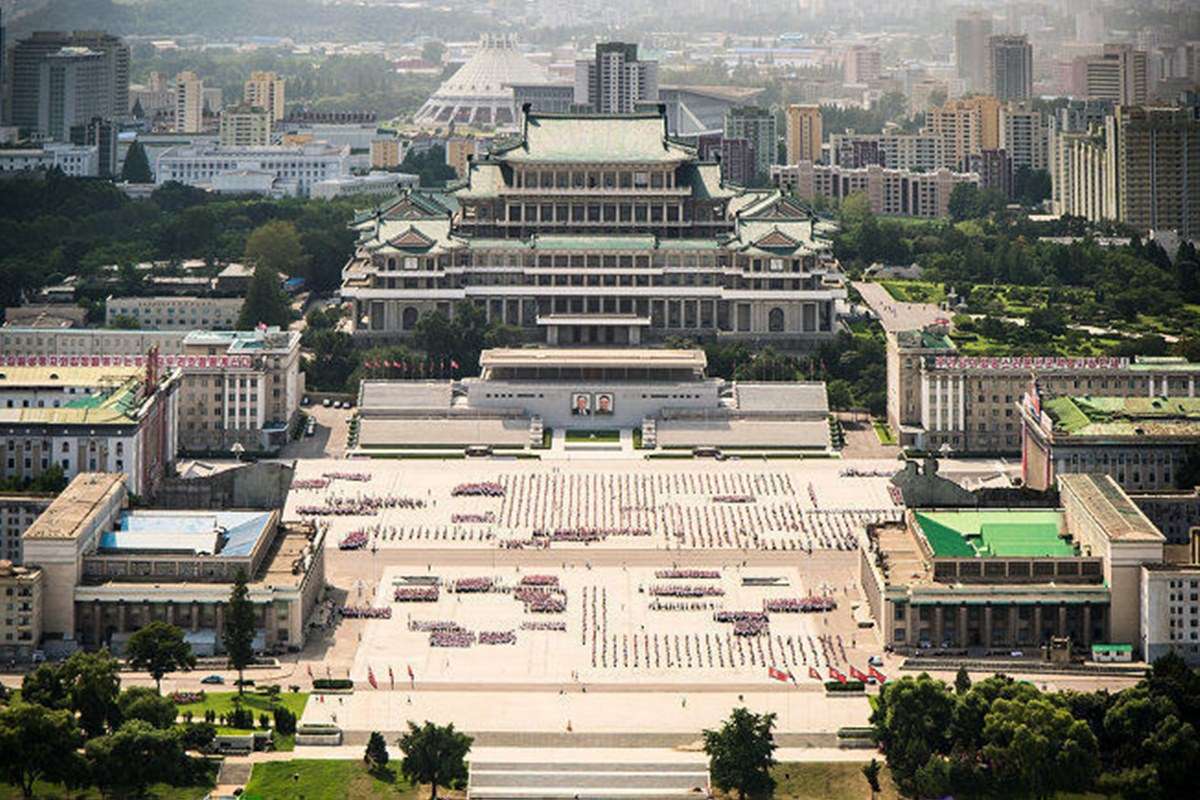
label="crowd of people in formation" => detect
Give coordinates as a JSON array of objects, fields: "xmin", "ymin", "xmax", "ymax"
[
  {"xmin": 339, "ymin": 530, "xmax": 370, "ymax": 550},
  {"xmin": 338, "ymin": 606, "xmax": 392, "ymax": 619},
  {"xmin": 290, "ymin": 471, "xmax": 373, "ymax": 493},
  {"xmin": 577, "ymin": 627, "xmax": 854, "ymax": 672},
  {"xmin": 451, "ymin": 481, "xmax": 505, "ymax": 497},
  {"xmin": 712, "ymin": 494, "xmax": 756, "ymax": 504},
  {"xmin": 394, "ymin": 586, "xmax": 439, "ymax": 602},
  {"xmin": 297, "ymin": 492, "xmax": 426, "ymax": 517},
  {"xmin": 290, "ymin": 478, "xmax": 330, "ymax": 491},
  {"xmin": 655, "ymin": 569, "xmax": 719, "ymax": 579},
  {"xmin": 479, "ymin": 630, "xmax": 517, "ymax": 645},
  {"xmin": 430, "ymin": 626, "xmax": 475, "ymax": 647},
  {"xmin": 451, "ymin": 513, "xmax": 495, "ymax": 524},
  {"xmin": 521, "ymin": 620, "xmax": 566, "ymax": 631},
  {"xmin": 888, "ymin": 484, "xmax": 904, "ymax": 505},
  {"xmin": 649, "ymin": 584, "xmax": 726, "ymax": 598},
  {"xmin": 649, "ymin": 600, "xmax": 722, "ymax": 612},
  {"xmin": 763, "ymin": 596, "xmax": 837, "ymax": 613}
]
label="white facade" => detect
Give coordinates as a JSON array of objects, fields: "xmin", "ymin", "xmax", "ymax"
[
  {"xmin": 154, "ymin": 143, "xmax": 351, "ymax": 197},
  {"xmin": 311, "ymin": 171, "xmax": 417, "ymax": 200},
  {"xmin": 774, "ymin": 162, "xmax": 980, "ymax": 219},
  {"xmin": 0, "ymin": 144, "xmax": 98, "ymax": 176},
  {"xmin": 106, "ymin": 295, "xmax": 243, "ymax": 330},
  {"xmin": 1000, "ymin": 102, "xmax": 1048, "ymax": 171},
  {"xmin": 1141, "ymin": 566, "xmax": 1200, "ymax": 665}
]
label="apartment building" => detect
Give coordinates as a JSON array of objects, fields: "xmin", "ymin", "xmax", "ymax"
[
  {"xmin": 0, "ymin": 562, "xmax": 41, "ymax": 662},
  {"xmin": 926, "ymin": 96, "xmax": 1001, "ymax": 166},
  {"xmin": 9, "ymin": 30, "xmax": 129, "ymax": 136},
  {"xmin": 999, "ymin": 101, "xmax": 1048, "ymax": 171},
  {"xmin": 785, "ymin": 104, "xmax": 823, "ymax": 165},
  {"xmin": 36, "ymin": 47, "xmax": 107, "ymax": 142},
  {"xmin": 0, "ymin": 495, "xmax": 52, "ymax": 564},
  {"xmin": 725, "ymin": 106, "xmax": 778, "ymax": 181},
  {"xmin": 575, "ymin": 42, "xmax": 658, "ymax": 114},
  {"xmin": 955, "ymin": 11, "xmax": 994, "ymax": 92},
  {"xmin": 174, "ymin": 71, "xmax": 204, "ymax": 134},
  {"xmin": 829, "ymin": 131, "xmax": 946, "ymax": 172},
  {"xmin": 243, "ymin": 70, "xmax": 285, "ymax": 121},
  {"xmin": 1107, "ymin": 105, "xmax": 1200, "ymax": 237},
  {"xmin": 843, "ymin": 46, "xmax": 882, "ymax": 85},
  {"xmin": 773, "ymin": 162, "xmax": 980, "ymax": 219},
  {"xmin": 1084, "ymin": 45, "xmax": 1149, "ymax": 106},
  {"xmin": 988, "ymin": 34, "xmax": 1033, "ymax": 101},
  {"xmin": 218, "ymin": 103, "xmax": 272, "ymax": 147}
]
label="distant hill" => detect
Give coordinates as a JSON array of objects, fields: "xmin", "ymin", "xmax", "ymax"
[{"xmin": 5, "ymin": 0, "xmax": 496, "ymax": 42}]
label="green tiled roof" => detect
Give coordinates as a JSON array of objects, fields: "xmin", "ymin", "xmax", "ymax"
[
  {"xmin": 896, "ymin": 329, "xmax": 956, "ymax": 350},
  {"xmin": 915, "ymin": 510, "xmax": 1075, "ymax": 558},
  {"xmin": 1044, "ymin": 395, "xmax": 1200, "ymax": 438},
  {"xmin": 495, "ymin": 113, "xmax": 692, "ymax": 164},
  {"xmin": 679, "ymin": 163, "xmax": 737, "ymax": 199},
  {"xmin": 532, "ymin": 234, "xmax": 658, "ymax": 251}
]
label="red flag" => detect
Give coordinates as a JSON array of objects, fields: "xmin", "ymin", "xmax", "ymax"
[
  {"xmin": 450, "ymin": 359, "xmax": 460, "ymax": 370},
  {"xmin": 868, "ymin": 666, "xmax": 888, "ymax": 684},
  {"xmin": 808, "ymin": 666, "xmax": 821, "ymax": 680},
  {"xmin": 768, "ymin": 666, "xmax": 789, "ymax": 683},
  {"xmin": 829, "ymin": 667, "xmax": 847, "ymax": 684},
  {"xmin": 368, "ymin": 666, "xmax": 378, "ymax": 689},
  {"xmin": 849, "ymin": 666, "xmax": 867, "ymax": 682}
]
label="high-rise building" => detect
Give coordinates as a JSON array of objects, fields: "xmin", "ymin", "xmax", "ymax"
[
  {"xmin": 773, "ymin": 162, "xmax": 980, "ymax": 219},
  {"xmin": 243, "ymin": 71, "xmax": 285, "ymax": 122},
  {"xmin": 69, "ymin": 116, "xmax": 118, "ymax": 177},
  {"xmin": 925, "ymin": 96, "xmax": 1001, "ymax": 165},
  {"xmin": 955, "ymin": 11, "xmax": 994, "ymax": 93},
  {"xmin": 785, "ymin": 104, "xmax": 822, "ymax": 165},
  {"xmin": 966, "ymin": 149, "xmax": 1013, "ymax": 197},
  {"xmin": 999, "ymin": 101, "xmax": 1048, "ymax": 172},
  {"xmin": 1084, "ymin": 45, "xmax": 1148, "ymax": 106},
  {"xmin": 1107, "ymin": 106, "xmax": 1200, "ymax": 237},
  {"xmin": 843, "ymin": 46, "xmax": 882, "ymax": 85},
  {"xmin": 36, "ymin": 47, "xmax": 107, "ymax": 142},
  {"xmin": 219, "ymin": 103, "xmax": 272, "ymax": 147},
  {"xmin": 9, "ymin": 30, "xmax": 128, "ymax": 136},
  {"xmin": 724, "ymin": 106, "xmax": 777, "ymax": 182},
  {"xmin": 988, "ymin": 34, "xmax": 1033, "ymax": 101},
  {"xmin": 174, "ymin": 71, "xmax": 204, "ymax": 133},
  {"xmin": 574, "ymin": 42, "xmax": 659, "ymax": 114}
]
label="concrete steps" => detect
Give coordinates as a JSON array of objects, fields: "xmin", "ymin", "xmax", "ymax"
[{"xmin": 468, "ymin": 759, "xmax": 709, "ymax": 800}]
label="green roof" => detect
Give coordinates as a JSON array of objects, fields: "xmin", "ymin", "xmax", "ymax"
[
  {"xmin": 495, "ymin": 113, "xmax": 692, "ymax": 164},
  {"xmin": 532, "ymin": 234, "xmax": 658, "ymax": 251},
  {"xmin": 915, "ymin": 510, "xmax": 1076, "ymax": 558},
  {"xmin": 1091, "ymin": 643, "xmax": 1133, "ymax": 653},
  {"xmin": 1044, "ymin": 396, "xmax": 1200, "ymax": 438},
  {"xmin": 897, "ymin": 329, "xmax": 956, "ymax": 351}
]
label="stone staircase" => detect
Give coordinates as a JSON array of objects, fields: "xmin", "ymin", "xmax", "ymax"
[
  {"xmin": 467, "ymin": 759, "xmax": 709, "ymax": 799},
  {"xmin": 641, "ymin": 417, "xmax": 657, "ymax": 449},
  {"xmin": 529, "ymin": 416, "xmax": 544, "ymax": 448}
]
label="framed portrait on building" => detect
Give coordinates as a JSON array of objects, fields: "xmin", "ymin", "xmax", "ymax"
[
  {"xmin": 595, "ymin": 393, "xmax": 614, "ymax": 415},
  {"xmin": 571, "ymin": 393, "xmax": 591, "ymax": 416}
]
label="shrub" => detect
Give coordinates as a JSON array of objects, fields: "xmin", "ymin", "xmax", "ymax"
[
  {"xmin": 312, "ymin": 678, "xmax": 354, "ymax": 690},
  {"xmin": 273, "ymin": 706, "xmax": 297, "ymax": 735},
  {"xmin": 204, "ymin": 709, "xmax": 216, "ymax": 724},
  {"xmin": 259, "ymin": 712, "xmax": 271, "ymax": 730},
  {"xmin": 825, "ymin": 680, "xmax": 866, "ymax": 692},
  {"xmin": 179, "ymin": 722, "xmax": 217, "ymax": 751},
  {"xmin": 183, "ymin": 711, "xmax": 194, "ymax": 723}
]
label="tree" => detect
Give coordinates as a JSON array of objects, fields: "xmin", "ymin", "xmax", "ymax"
[
  {"xmin": 244, "ymin": 220, "xmax": 309, "ymax": 281},
  {"xmin": 236, "ymin": 262, "xmax": 292, "ymax": 329},
  {"xmin": 61, "ymin": 650, "xmax": 122, "ymax": 739},
  {"xmin": 421, "ymin": 41, "xmax": 446, "ymax": 65},
  {"xmin": 397, "ymin": 720, "xmax": 472, "ymax": 800},
  {"xmin": 365, "ymin": 730, "xmax": 390, "ymax": 771},
  {"xmin": 948, "ymin": 183, "xmax": 981, "ymax": 222},
  {"xmin": 126, "ymin": 621, "xmax": 196, "ymax": 692},
  {"xmin": 955, "ymin": 666, "xmax": 972, "ymax": 695},
  {"xmin": 861, "ymin": 758, "xmax": 883, "ymax": 800},
  {"xmin": 222, "ymin": 569, "xmax": 257, "ymax": 696},
  {"xmin": 870, "ymin": 674, "xmax": 957, "ymax": 794},
  {"xmin": 21, "ymin": 662, "xmax": 69, "ymax": 710},
  {"xmin": 121, "ymin": 141, "xmax": 153, "ymax": 183},
  {"xmin": 981, "ymin": 696, "xmax": 1099, "ymax": 798},
  {"xmin": 116, "ymin": 686, "xmax": 179, "ymax": 730},
  {"xmin": 0, "ymin": 702, "xmax": 86, "ymax": 799},
  {"xmin": 85, "ymin": 720, "xmax": 188, "ymax": 799},
  {"xmin": 703, "ymin": 707, "xmax": 778, "ymax": 800}
]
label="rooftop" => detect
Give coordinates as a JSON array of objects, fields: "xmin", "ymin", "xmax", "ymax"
[
  {"xmin": 0, "ymin": 367, "xmax": 151, "ymax": 426},
  {"xmin": 895, "ymin": 329, "xmax": 955, "ymax": 350},
  {"xmin": 913, "ymin": 510, "xmax": 1076, "ymax": 558},
  {"xmin": 1058, "ymin": 474, "xmax": 1165, "ymax": 543},
  {"xmin": 479, "ymin": 348, "xmax": 707, "ymax": 372},
  {"xmin": 1043, "ymin": 395, "xmax": 1200, "ymax": 438},
  {"xmin": 494, "ymin": 113, "xmax": 693, "ymax": 165},
  {"xmin": 24, "ymin": 473, "xmax": 126, "ymax": 541},
  {"xmin": 98, "ymin": 510, "xmax": 275, "ymax": 558}
]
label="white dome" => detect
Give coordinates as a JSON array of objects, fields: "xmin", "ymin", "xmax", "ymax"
[{"xmin": 414, "ymin": 34, "xmax": 549, "ymax": 129}]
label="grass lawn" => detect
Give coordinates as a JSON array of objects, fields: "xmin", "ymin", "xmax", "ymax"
[
  {"xmin": 0, "ymin": 761, "xmax": 217, "ymax": 800},
  {"xmin": 242, "ymin": 760, "xmax": 425, "ymax": 800},
  {"xmin": 175, "ymin": 689, "xmax": 309, "ymax": 721},
  {"xmin": 872, "ymin": 421, "xmax": 897, "ymax": 445},
  {"xmin": 878, "ymin": 280, "xmax": 946, "ymax": 305},
  {"xmin": 727, "ymin": 762, "xmax": 903, "ymax": 800},
  {"xmin": 565, "ymin": 429, "xmax": 620, "ymax": 443}
]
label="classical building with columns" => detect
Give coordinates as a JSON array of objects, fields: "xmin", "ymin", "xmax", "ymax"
[
  {"xmin": 887, "ymin": 325, "xmax": 1200, "ymax": 453},
  {"xmin": 341, "ymin": 110, "xmax": 846, "ymax": 347},
  {"xmin": 861, "ymin": 473, "xmax": 1166, "ymax": 655},
  {"xmin": 21, "ymin": 473, "xmax": 325, "ymax": 657}
]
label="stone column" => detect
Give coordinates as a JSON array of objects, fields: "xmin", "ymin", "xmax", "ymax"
[
  {"xmin": 1034, "ymin": 605, "xmax": 1043, "ymax": 643},
  {"xmin": 118, "ymin": 603, "xmax": 128, "ymax": 633},
  {"xmin": 215, "ymin": 603, "xmax": 225, "ymax": 642},
  {"xmin": 1057, "ymin": 604, "xmax": 1068, "ymax": 638},
  {"xmin": 1082, "ymin": 605, "xmax": 1093, "ymax": 647},
  {"xmin": 93, "ymin": 601, "xmax": 103, "ymax": 646},
  {"xmin": 191, "ymin": 602, "xmax": 200, "ymax": 632},
  {"xmin": 984, "ymin": 605, "xmax": 994, "ymax": 647},
  {"xmin": 1008, "ymin": 606, "xmax": 1019, "ymax": 645},
  {"xmin": 957, "ymin": 606, "xmax": 968, "ymax": 648},
  {"xmin": 934, "ymin": 606, "xmax": 945, "ymax": 646}
]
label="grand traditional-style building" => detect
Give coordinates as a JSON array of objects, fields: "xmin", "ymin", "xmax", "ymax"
[{"xmin": 341, "ymin": 110, "xmax": 846, "ymax": 347}]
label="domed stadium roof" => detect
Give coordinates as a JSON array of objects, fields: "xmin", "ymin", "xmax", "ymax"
[{"xmin": 414, "ymin": 34, "xmax": 549, "ymax": 130}]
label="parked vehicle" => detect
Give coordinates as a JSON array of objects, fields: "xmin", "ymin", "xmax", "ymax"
[{"xmin": 201, "ymin": 674, "xmax": 224, "ymax": 685}]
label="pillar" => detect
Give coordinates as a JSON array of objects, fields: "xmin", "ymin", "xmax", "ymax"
[
  {"xmin": 984, "ymin": 606, "xmax": 994, "ymax": 647},
  {"xmin": 1083, "ymin": 605, "xmax": 1093, "ymax": 647},
  {"xmin": 191, "ymin": 602, "xmax": 200, "ymax": 632},
  {"xmin": 215, "ymin": 603, "xmax": 225, "ymax": 641},
  {"xmin": 119, "ymin": 603, "xmax": 128, "ymax": 633},
  {"xmin": 1034, "ymin": 605, "xmax": 1043, "ymax": 643},
  {"xmin": 1057, "ymin": 604, "xmax": 1068, "ymax": 638},
  {"xmin": 957, "ymin": 606, "xmax": 968, "ymax": 648},
  {"xmin": 1008, "ymin": 605, "xmax": 1019, "ymax": 645},
  {"xmin": 93, "ymin": 601, "xmax": 103, "ymax": 646},
  {"xmin": 933, "ymin": 606, "xmax": 944, "ymax": 646}
]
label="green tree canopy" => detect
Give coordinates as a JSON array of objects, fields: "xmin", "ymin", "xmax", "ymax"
[
  {"xmin": 397, "ymin": 720, "xmax": 472, "ymax": 799},
  {"xmin": 84, "ymin": 720, "xmax": 188, "ymax": 799},
  {"xmin": 981, "ymin": 696, "xmax": 1099, "ymax": 798},
  {"xmin": 61, "ymin": 650, "xmax": 123, "ymax": 739},
  {"xmin": 126, "ymin": 621, "xmax": 196, "ymax": 692},
  {"xmin": 116, "ymin": 686, "xmax": 179, "ymax": 730},
  {"xmin": 0, "ymin": 702, "xmax": 86, "ymax": 799},
  {"xmin": 237, "ymin": 262, "xmax": 292, "ymax": 329},
  {"xmin": 222, "ymin": 569, "xmax": 257, "ymax": 695},
  {"xmin": 365, "ymin": 730, "xmax": 390, "ymax": 771},
  {"xmin": 703, "ymin": 706, "xmax": 778, "ymax": 800},
  {"xmin": 120, "ymin": 141, "xmax": 153, "ymax": 183}
]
